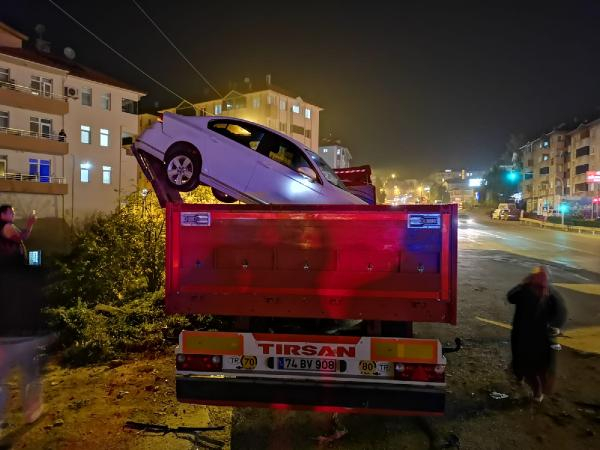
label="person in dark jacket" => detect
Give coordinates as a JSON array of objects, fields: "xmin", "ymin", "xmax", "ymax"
[{"xmin": 507, "ymin": 266, "xmax": 567, "ymax": 402}]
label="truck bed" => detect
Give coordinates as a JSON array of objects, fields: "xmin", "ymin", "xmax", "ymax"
[{"xmin": 165, "ymin": 203, "xmax": 457, "ymax": 324}]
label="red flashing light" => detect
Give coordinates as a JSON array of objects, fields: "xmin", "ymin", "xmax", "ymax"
[
  {"xmin": 176, "ymin": 354, "xmax": 223, "ymax": 372},
  {"xmin": 394, "ymin": 363, "xmax": 445, "ymax": 383},
  {"xmin": 593, "ymin": 197, "xmax": 600, "ymax": 204}
]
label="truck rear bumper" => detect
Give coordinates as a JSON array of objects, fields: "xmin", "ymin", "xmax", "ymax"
[{"xmin": 176, "ymin": 376, "xmax": 445, "ymax": 415}]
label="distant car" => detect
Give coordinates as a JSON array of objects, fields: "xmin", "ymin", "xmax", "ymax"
[
  {"xmin": 500, "ymin": 209, "xmax": 520, "ymax": 221},
  {"xmin": 458, "ymin": 213, "xmax": 474, "ymax": 226},
  {"xmin": 135, "ymin": 113, "xmax": 365, "ymax": 205},
  {"xmin": 491, "ymin": 208, "xmax": 502, "ymax": 219}
]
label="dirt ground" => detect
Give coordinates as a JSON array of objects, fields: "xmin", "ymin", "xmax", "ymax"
[{"xmin": 2, "ymin": 245, "xmax": 600, "ymax": 449}]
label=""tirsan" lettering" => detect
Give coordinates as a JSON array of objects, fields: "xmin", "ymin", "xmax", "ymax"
[{"xmin": 257, "ymin": 343, "xmax": 356, "ymax": 358}]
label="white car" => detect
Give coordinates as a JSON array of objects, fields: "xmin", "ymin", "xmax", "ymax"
[{"xmin": 135, "ymin": 113, "xmax": 365, "ymax": 205}]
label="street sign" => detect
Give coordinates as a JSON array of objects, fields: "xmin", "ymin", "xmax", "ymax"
[{"xmin": 586, "ymin": 171, "xmax": 600, "ymax": 183}]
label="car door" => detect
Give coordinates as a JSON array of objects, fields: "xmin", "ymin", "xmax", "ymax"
[
  {"xmin": 247, "ymin": 131, "xmax": 324, "ymax": 203},
  {"xmin": 203, "ymin": 119, "xmax": 265, "ymax": 192}
]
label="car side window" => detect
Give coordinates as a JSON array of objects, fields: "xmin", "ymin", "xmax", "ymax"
[
  {"xmin": 208, "ymin": 120, "xmax": 264, "ymax": 151},
  {"xmin": 257, "ymin": 132, "xmax": 313, "ymax": 174}
]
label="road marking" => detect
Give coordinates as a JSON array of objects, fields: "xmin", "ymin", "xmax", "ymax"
[
  {"xmin": 554, "ymin": 283, "xmax": 600, "ymax": 296},
  {"xmin": 475, "ymin": 316, "xmax": 600, "ymax": 355}
]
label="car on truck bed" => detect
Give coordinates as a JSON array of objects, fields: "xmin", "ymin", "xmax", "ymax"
[{"xmin": 135, "ymin": 113, "xmax": 365, "ymax": 205}]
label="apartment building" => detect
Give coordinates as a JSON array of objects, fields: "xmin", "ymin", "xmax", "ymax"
[
  {"xmin": 161, "ymin": 77, "xmax": 322, "ymax": 151},
  {"xmin": 520, "ymin": 118, "xmax": 599, "ymax": 215},
  {"xmin": 318, "ymin": 143, "xmax": 352, "ymax": 168},
  {"xmin": 0, "ymin": 22, "xmax": 144, "ymax": 240}
]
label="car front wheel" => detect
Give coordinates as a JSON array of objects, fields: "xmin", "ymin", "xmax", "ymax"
[{"xmin": 164, "ymin": 145, "xmax": 201, "ymax": 192}]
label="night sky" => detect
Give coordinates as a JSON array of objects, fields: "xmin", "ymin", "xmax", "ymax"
[{"xmin": 3, "ymin": 0, "xmax": 600, "ymax": 177}]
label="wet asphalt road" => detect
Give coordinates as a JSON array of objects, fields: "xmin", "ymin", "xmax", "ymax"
[{"xmin": 453, "ymin": 214, "xmax": 600, "ymax": 338}]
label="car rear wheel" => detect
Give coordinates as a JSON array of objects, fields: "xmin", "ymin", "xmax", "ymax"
[
  {"xmin": 211, "ymin": 187, "xmax": 237, "ymax": 203},
  {"xmin": 164, "ymin": 145, "xmax": 201, "ymax": 192}
]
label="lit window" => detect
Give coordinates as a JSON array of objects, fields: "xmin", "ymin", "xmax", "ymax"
[
  {"xmin": 80, "ymin": 125, "xmax": 91, "ymax": 144},
  {"xmin": 82, "ymin": 87, "xmax": 92, "ymax": 106},
  {"xmin": 252, "ymin": 97, "xmax": 260, "ymax": 108},
  {"xmin": 292, "ymin": 105, "xmax": 300, "ymax": 114},
  {"xmin": 280, "ymin": 100, "xmax": 287, "ymax": 111},
  {"xmin": 214, "ymin": 104, "xmax": 222, "ymax": 114},
  {"xmin": 305, "ymin": 108, "xmax": 311, "ymax": 119},
  {"xmin": 80, "ymin": 162, "xmax": 91, "ymax": 183},
  {"xmin": 543, "ymin": 154, "xmax": 549, "ymax": 161},
  {"xmin": 337, "ymin": 149, "xmax": 341, "ymax": 155},
  {"xmin": 100, "ymin": 128, "xmax": 110, "ymax": 147},
  {"xmin": 101, "ymin": 93, "xmax": 111, "ymax": 110},
  {"xmin": 102, "ymin": 166, "xmax": 111, "ymax": 184},
  {"xmin": 323, "ymin": 148, "xmax": 328, "ymax": 153},
  {"xmin": 267, "ymin": 95, "xmax": 273, "ymax": 105}
]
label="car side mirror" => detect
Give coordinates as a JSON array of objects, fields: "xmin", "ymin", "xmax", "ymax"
[{"xmin": 297, "ymin": 166, "xmax": 317, "ymax": 182}]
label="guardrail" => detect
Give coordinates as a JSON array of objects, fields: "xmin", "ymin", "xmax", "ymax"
[
  {"xmin": 0, "ymin": 126, "xmax": 65, "ymax": 142},
  {"xmin": 0, "ymin": 80, "xmax": 68, "ymax": 101},
  {"xmin": 520, "ymin": 217, "xmax": 600, "ymax": 235},
  {"xmin": 0, "ymin": 172, "xmax": 66, "ymax": 184}
]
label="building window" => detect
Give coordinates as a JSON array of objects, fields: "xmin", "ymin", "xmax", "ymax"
[
  {"xmin": 575, "ymin": 164, "xmax": 589, "ymax": 175},
  {"xmin": 102, "ymin": 166, "xmax": 111, "ymax": 184},
  {"xmin": 0, "ymin": 68, "xmax": 9, "ymax": 83},
  {"xmin": 322, "ymin": 148, "xmax": 328, "ymax": 153},
  {"xmin": 80, "ymin": 163, "xmax": 91, "ymax": 183},
  {"xmin": 101, "ymin": 93, "xmax": 111, "ymax": 110},
  {"xmin": 305, "ymin": 108, "xmax": 311, "ymax": 119},
  {"xmin": 542, "ymin": 139, "xmax": 549, "ymax": 148},
  {"xmin": 80, "ymin": 125, "xmax": 91, "ymax": 144},
  {"xmin": 121, "ymin": 98, "xmax": 138, "ymax": 114},
  {"xmin": 575, "ymin": 182, "xmax": 589, "ymax": 192},
  {"xmin": 252, "ymin": 97, "xmax": 260, "ymax": 108},
  {"xmin": 304, "ymin": 129, "xmax": 311, "ymax": 139},
  {"xmin": 539, "ymin": 167, "xmax": 550, "ymax": 175},
  {"xmin": 267, "ymin": 95, "xmax": 273, "ymax": 105},
  {"xmin": 292, "ymin": 105, "xmax": 300, "ymax": 114},
  {"xmin": 100, "ymin": 128, "xmax": 110, "ymax": 147},
  {"xmin": 291, "ymin": 124, "xmax": 304, "ymax": 135},
  {"xmin": 30, "ymin": 117, "xmax": 52, "ymax": 138},
  {"xmin": 279, "ymin": 122, "xmax": 287, "ymax": 133},
  {"xmin": 214, "ymin": 103, "xmax": 222, "ymax": 114},
  {"xmin": 542, "ymin": 154, "xmax": 549, "ymax": 161},
  {"xmin": 29, "ymin": 158, "xmax": 51, "ymax": 182},
  {"xmin": 280, "ymin": 99, "xmax": 287, "ymax": 111},
  {"xmin": 30, "ymin": 75, "xmax": 53, "ymax": 97},
  {"xmin": 576, "ymin": 146, "xmax": 590, "ymax": 158},
  {"xmin": 81, "ymin": 87, "xmax": 92, "ymax": 106},
  {"xmin": 0, "ymin": 111, "xmax": 8, "ymax": 129}
]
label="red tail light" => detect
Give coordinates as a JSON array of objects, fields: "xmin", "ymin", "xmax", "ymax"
[
  {"xmin": 176, "ymin": 354, "xmax": 223, "ymax": 372},
  {"xmin": 394, "ymin": 363, "xmax": 445, "ymax": 382}
]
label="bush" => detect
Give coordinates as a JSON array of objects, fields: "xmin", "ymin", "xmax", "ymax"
[
  {"xmin": 546, "ymin": 216, "xmax": 600, "ymax": 228},
  {"xmin": 46, "ymin": 188, "xmax": 220, "ymax": 365}
]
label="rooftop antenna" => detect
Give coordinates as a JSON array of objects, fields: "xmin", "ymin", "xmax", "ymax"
[
  {"xmin": 34, "ymin": 24, "xmax": 51, "ymax": 53},
  {"xmin": 63, "ymin": 47, "xmax": 76, "ymax": 60}
]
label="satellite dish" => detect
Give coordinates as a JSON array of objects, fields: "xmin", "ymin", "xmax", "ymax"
[
  {"xmin": 34, "ymin": 24, "xmax": 46, "ymax": 36},
  {"xmin": 64, "ymin": 47, "xmax": 76, "ymax": 60}
]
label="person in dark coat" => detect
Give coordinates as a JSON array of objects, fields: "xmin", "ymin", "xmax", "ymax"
[{"xmin": 507, "ymin": 266, "xmax": 567, "ymax": 402}]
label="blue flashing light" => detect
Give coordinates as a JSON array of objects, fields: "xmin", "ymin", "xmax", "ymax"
[{"xmin": 558, "ymin": 203, "xmax": 569, "ymax": 214}]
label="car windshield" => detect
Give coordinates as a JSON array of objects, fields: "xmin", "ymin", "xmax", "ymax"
[{"xmin": 306, "ymin": 151, "xmax": 348, "ymax": 190}]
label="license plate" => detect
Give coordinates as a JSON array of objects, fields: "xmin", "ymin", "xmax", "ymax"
[{"xmin": 277, "ymin": 357, "xmax": 338, "ymax": 372}]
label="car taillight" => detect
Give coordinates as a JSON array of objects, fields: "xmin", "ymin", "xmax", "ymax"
[
  {"xmin": 394, "ymin": 363, "xmax": 445, "ymax": 382},
  {"xmin": 176, "ymin": 354, "xmax": 223, "ymax": 372}
]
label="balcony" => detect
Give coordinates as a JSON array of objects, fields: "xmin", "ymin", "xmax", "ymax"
[
  {"xmin": 0, "ymin": 80, "xmax": 69, "ymax": 115},
  {"xmin": 0, "ymin": 127, "xmax": 68, "ymax": 155},
  {"xmin": 0, "ymin": 172, "xmax": 68, "ymax": 195}
]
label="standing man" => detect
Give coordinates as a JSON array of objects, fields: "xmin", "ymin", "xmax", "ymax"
[{"xmin": 0, "ymin": 205, "xmax": 46, "ymax": 429}]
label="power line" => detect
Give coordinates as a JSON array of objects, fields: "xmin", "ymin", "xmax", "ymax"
[
  {"xmin": 131, "ymin": 0, "xmax": 222, "ymax": 99},
  {"xmin": 47, "ymin": 0, "xmax": 194, "ymax": 107}
]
